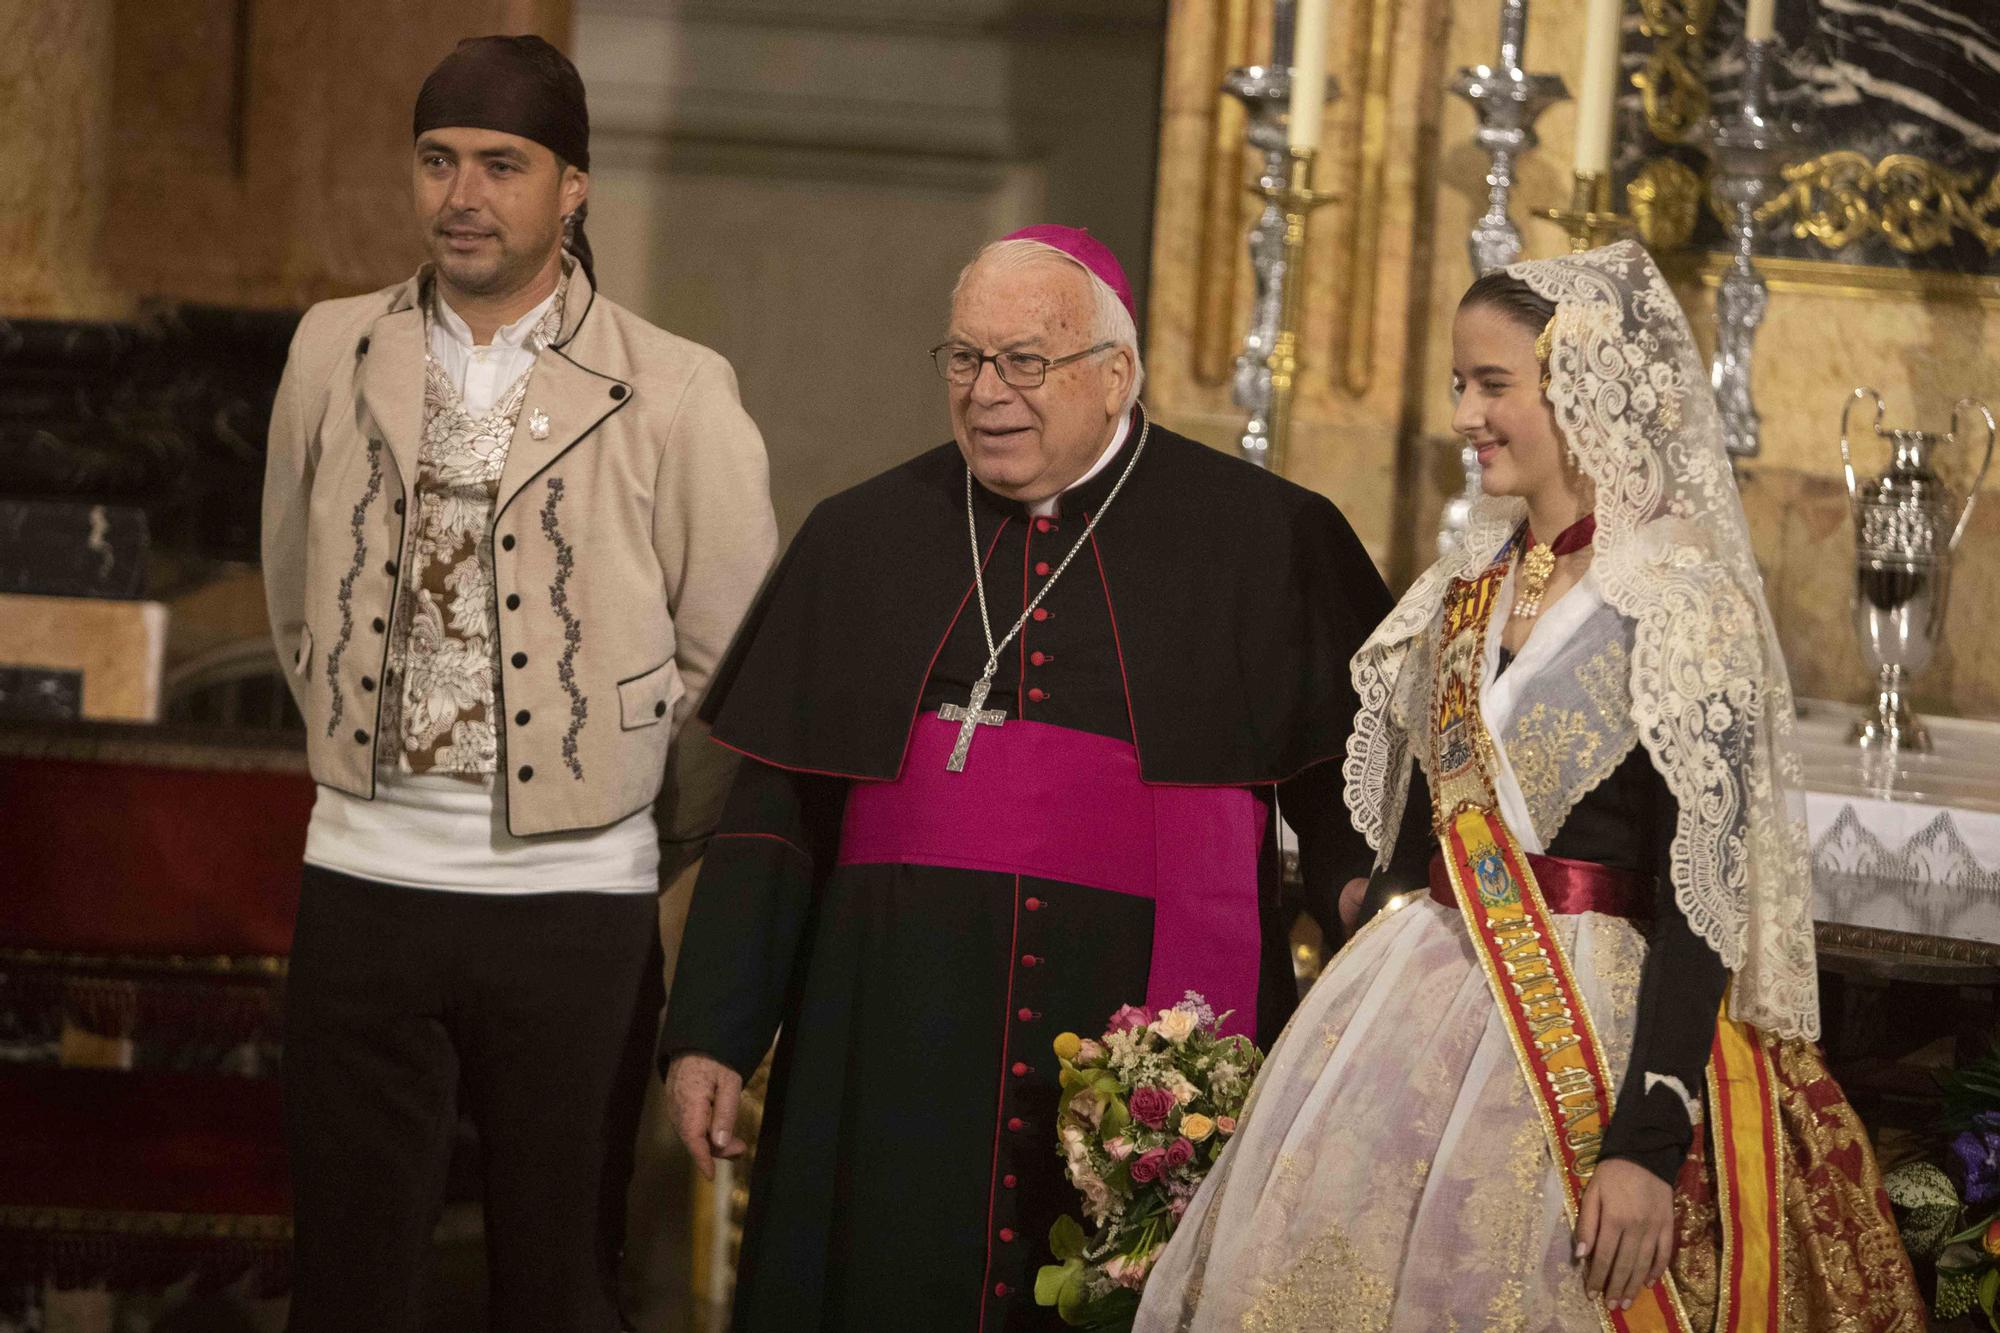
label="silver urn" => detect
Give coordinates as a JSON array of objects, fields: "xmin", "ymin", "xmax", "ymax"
[{"xmin": 1839, "ymin": 388, "xmax": 1995, "ymax": 750}]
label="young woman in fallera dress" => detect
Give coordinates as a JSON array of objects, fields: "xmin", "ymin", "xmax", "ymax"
[{"xmin": 1134, "ymin": 243, "xmax": 1922, "ymax": 1331}]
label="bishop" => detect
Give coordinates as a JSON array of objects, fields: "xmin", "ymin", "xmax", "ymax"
[{"xmin": 660, "ymin": 225, "xmax": 1391, "ymax": 1331}]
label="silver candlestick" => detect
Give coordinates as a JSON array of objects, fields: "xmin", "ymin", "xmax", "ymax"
[
  {"xmin": 1225, "ymin": 14, "xmax": 1339, "ymax": 470},
  {"xmin": 1439, "ymin": 0, "xmax": 1567, "ymax": 551},
  {"xmin": 1705, "ymin": 38, "xmax": 1795, "ymax": 461},
  {"xmin": 1449, "ymin": 0, "xmax": 1568, "ymax": 275}
]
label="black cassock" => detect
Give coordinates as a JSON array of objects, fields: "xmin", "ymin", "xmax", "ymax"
[{"xmin": 661, "ymin": 413, "xmax": 1389, "ymax": 1331}]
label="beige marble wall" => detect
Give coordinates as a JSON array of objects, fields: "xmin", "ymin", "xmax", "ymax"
[
  {"xmin": 0, "ymin": 0, "xmax": 571, "ymax": 317},
  {"xmin": 1148, "ymin": 0, "xmax": 2000, "ymax": 719},
  {"xmin": 576, "ymin": 0, "xmax": 1168, "ymax": 543},
  {"xmin": 1144, "ymin": 0, "xmax": 1455, "ymax": 566},
  {"xmin": 0, "ymin": 0, "xmax": 130, "ymax": 318}
]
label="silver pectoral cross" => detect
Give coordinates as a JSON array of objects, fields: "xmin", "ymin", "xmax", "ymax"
[{"xmin": 937, "ymin": 667, "xmax": 1007, "ymax": 772}]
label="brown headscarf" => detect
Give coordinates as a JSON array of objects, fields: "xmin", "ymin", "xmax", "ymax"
[{"xmin": 413, "ymin": 35, "xmax": 594, "ymax": 283}]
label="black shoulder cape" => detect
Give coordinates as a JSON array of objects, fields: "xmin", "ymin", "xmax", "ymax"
[{"xmin": 702, "ymin": 414, "xmax": 1391, "ymax": 786}]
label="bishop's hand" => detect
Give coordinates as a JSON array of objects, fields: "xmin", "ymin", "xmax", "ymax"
[{"xmin": 666, "ymin": 1051, "xmax": 749, "ymax": 1180}]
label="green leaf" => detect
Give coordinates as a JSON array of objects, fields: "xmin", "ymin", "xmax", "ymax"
[
  {"xmin": 1056, "ymin": 1266, "xmax": 1093, "ymax": 1322},
  {"xmin": 1939, "ymin": 1241, "xmax": 1990, "ymax": 1274},
  {"xmin": 1035, "ymin": 1259, "xmax": 1081, "ymax": 1308},
  {"xmin": 1049, "ymin": 1213, "xmax": 1086, "ymax": 1262},
  {"xmin": 1979, "ymin": 1265, "xmax": 2000, "ymax": 1320},
  {"xmin": 1101, "ymin": 1097, "xmax": 1130, "ymax": 1137},
  {"xmin": 1887, "ymin": 1161, "xmax": 1962, "ymax": 1211},
  {"xmin": 1888, "ymin": 1162, "xmax": 1968, "ymax": 1258}
]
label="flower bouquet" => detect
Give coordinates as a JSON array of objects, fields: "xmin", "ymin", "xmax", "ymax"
[
  {"xmin": 1885, "ymin": 1053, "xmax": 2000, "ymax": 1326},
  {"xmin": 1034, "ymin": 992, "xmax": 1263, "ymax": 1328}
]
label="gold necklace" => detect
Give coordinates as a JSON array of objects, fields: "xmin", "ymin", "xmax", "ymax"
[{"xmin": 1510, "ymin": 513, "xmax": 1596, "ymax": 620}]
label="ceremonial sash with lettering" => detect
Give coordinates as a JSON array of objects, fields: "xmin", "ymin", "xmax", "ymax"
[{"xmin": 1426, "ymin": 539, "xmax": 1782, "ymax": 1333}]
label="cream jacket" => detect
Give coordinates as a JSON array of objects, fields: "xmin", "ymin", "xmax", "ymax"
[{"xmin": 262, "ymin": 266, "xmax": 777, "ymax": 843}]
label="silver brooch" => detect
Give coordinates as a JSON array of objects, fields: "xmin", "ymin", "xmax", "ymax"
[{"xmin": 528, "ymin": 408, "xmax": 550, "ymax": 440}]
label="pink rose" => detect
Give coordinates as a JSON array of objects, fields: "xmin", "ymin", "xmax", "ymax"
[
  {"xmin": 1168, "ymin": 1194, "xmax": 1190, "ymax": 1218},
  {"xmin": 1104, "ymin": 1136, "xmax": 1135, "ymax": 1162},
  {"xmin": 1103, "ymin": 1252, "xmax": 1154, "ymax": 1289},
  {"xmin": 1129, "ymin": 1085, "xmax": 1174, "ymax": 1129},
  {"xmin": 1107, "ymin": 1004, "xmax": 1155, "ymax": 1034},
  {"xmin": 1215, "ymin": 1115, "xmax": 1238, "ymax": 1135},
  {"xmin": 1128, "ymin": 1148, "xmax": 1168, "ymax": 1184},
  {"xmin": 1164, "ymin": 1137, "xmax": 1194, "ymax": 1169}
]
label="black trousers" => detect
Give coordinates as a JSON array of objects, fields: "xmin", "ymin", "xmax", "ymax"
[{"xmin": 283, "ymin": 865, "xmax": 663, "ymax": 1333}]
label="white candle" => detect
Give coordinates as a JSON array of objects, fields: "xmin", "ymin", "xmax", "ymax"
[
  {"xmin": 1745, "ymin": 0, "xmax": 1776, "ymax": 43},
  {"xmin": 1573, "ymin": 0, "xmax": 1624, "ymax": 176},
  {"xmin": 1287, "ymin": 0, "xmax": 1332, "ymax": 154}
]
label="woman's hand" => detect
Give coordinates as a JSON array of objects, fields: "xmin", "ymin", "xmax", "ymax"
[{"xmin": 1574, "ymin": 1158, "xmax": 1674, "ymax": 1310}]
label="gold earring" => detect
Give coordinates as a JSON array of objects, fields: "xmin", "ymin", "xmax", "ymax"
[{"xmin": 1535, "ymin": 315, "xmax": 1556, "ymax": 391}]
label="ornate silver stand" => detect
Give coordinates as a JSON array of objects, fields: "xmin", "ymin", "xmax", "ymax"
[
  {"xmin": 1224, "ymin": 3, "xmax": 1339, "ymax": 470},
  {"xmin": 1437, "ymin": 0, "xmax": 1566, "ymax": 548},
  {"xmin": 1705, "ymin": 38, "xmax": 1794, "ymax": 461},
  {"xmin": 1449, "ymin": 0, "xmax": 1568, "ymax": 275},
  {"xmin": 1840, "ymin": 389, "xmax": 1996, "ymax": 752}
]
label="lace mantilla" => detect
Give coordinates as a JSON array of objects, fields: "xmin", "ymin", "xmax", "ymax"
[{"xmin": 1344, "ymin": 241, "xmax": 1820, "ymax": 1039}]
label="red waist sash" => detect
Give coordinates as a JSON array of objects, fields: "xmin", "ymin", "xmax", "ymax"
[
  {"xmin": 838, "ymin": 714, "xmax": 1267, "ymax": 1037},
  {"xmin": 1427, "ymin": 850, "xmax": 1654, "ymax": 920}
]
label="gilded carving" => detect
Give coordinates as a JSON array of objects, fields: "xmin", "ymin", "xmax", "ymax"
[
  {"xmin": 1633, "ymin": 0, "xmax": 1717, "ymax": 145},
  {"xmin": 1754, "ymin": 150, "xmax": 2000, "ymax": 255},
  {"xmin": 1628, "ymin": 157, "xmax": 1704, "ymax": 252}
]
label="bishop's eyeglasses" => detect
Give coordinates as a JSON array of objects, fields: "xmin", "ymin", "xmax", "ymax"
[{"xmin": 929, "ymin": 341, "xmax": 1115, "ymax": 389}]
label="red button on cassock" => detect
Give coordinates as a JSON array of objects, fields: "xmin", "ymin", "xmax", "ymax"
[
  {"xmin": 1021, "ymin": 954, "xmax": 1037, "ymax": 967},
  {"xmin": 1024, "ymin": 897, "xmax": 1041, "ymax": 911},
  {"xmin": 1032, "ymin": 608, "xmax": 1049, "ymax": 621},
  {"xmin": 995, "ymin": 1283, "xmax": 1011, "ymax": 1298},
  {"xmin": 1030, "ymin": 651, "xmax": 1046, "ymax": 666},
  {"xmin": 1012, "ymin": 1061, "xmax": 1029, "ymax": 1076},
  {"xmin": 1007, "ymin": 1117, "xmax": 1024, "ymax": 1132},
  {"xmin": 1034, "ymin": 561, "xmax": 1051, "ymax": 576},
  {"xmin": 1003, "ymin": 1174, "xmax": 1018, "ymax": 1188},
  {"xmin": 1000, "ymin": 1228, "xmax": 1017, "ymax": 1242},
  {"xmin": 1017, "ymin": 1007, "xmax": 1034, "ymax": 1021},
  {"xmin": 1028, "ymin": 687, "xmax": 1046, "ymax": 703},
  {"xmin": 1035, "ymin": 518, "xmax": 1051, "ymax": 532}
]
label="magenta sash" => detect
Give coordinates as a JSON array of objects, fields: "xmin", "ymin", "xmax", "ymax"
[{"xmin": 837, "ymin": 714, "xmax": 1267, "ymax": 1037}]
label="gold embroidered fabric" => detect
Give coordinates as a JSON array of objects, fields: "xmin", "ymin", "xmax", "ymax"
[
  {"xmin": 1667, "ymin": 1039, "xmax": 1926, "ymax": 1330},
  {"xmin": 381, "ymin": 287, "xmax": 565, "ymax": 774},
  {"xmin": 1492, "ymin": 604, "xmax": 1639, "ymax": 847},
  {"xmin": 1132, "ymin": 902, "xmax": 1652, "ymax": 1331},
  {"xmin": 1132, "ymin": 901, "xmax": 1920, "ymax": 1330},
  {"xmin": 1344, "ymin": 241, "xmax": 1820, "ymax": 1041}
]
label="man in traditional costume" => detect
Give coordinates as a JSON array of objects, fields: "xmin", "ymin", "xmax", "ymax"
[
  {"xmin": 1135, "ymin": 242, "xmax": 1921, "ymax": 1331},
  {"xmin": 658, "ymin": 226, "xmax": 1390, "ymax": 1330},
  {"xmin": 260, "ymin": 36, "xmax": 776, "ymax": 1332}
]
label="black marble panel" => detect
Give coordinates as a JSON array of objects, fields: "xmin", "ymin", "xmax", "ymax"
[
  {"xmin": 0, "ymin": 305, "xmax": 301, "ymax": 567},
  {"xmin": 0, "ymin": 499, "xmax": 149, "ymax": 598},
  {"xmin": 0, "ymin": 668, "xmax": 84, "ymax": 722},
  {"xmin": 1623, "ymin": 0, "xmax": 2000, "ymax": 275}
]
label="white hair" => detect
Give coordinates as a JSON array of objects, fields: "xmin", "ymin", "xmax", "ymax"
[{"xmin": 951, "ymin": 238, "xmax": 1145, "ymax": 418}]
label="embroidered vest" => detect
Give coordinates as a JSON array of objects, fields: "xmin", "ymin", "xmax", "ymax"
[{"xmin": 379, "ymin": 290, "xmax": 564, "ymax": 775}]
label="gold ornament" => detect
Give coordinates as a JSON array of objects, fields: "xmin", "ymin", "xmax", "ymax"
[
  {"xmin": 1513, "ymin": 541, "xmax": 1557, "ymax": 619},
  {"xmin": 1755, "ymin": 150, "xmax": 2000, "ymax": 255}
]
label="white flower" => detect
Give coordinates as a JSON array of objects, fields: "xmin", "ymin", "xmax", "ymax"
[{"xmin": 1150, "ymin": 1008, "xmax": 1198, "ymax": 1044}]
